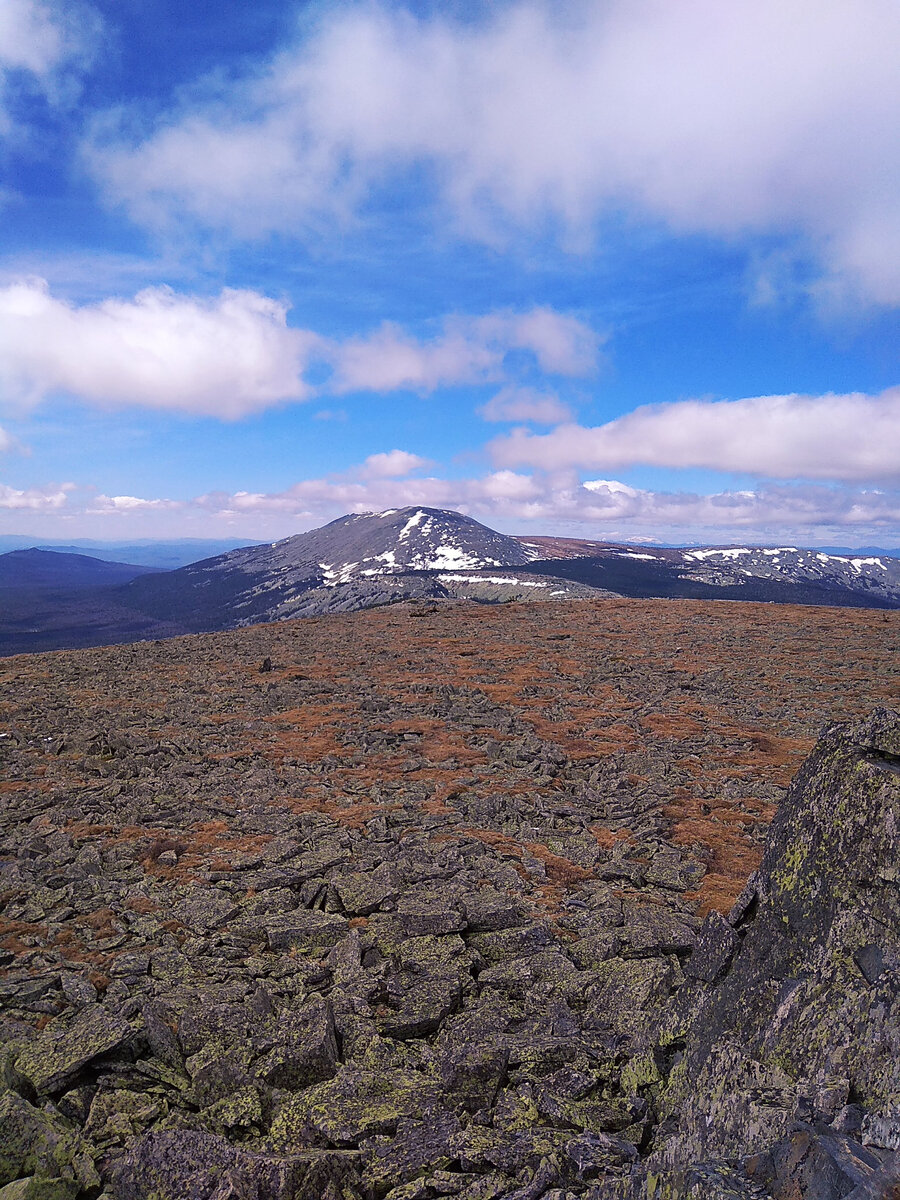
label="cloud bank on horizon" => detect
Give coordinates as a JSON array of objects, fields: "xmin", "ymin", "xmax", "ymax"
[{"xmin": 0, "ymin": 0, "xmax": 898, "ymax": 545}]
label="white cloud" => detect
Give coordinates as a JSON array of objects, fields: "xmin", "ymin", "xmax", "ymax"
[
  {"xmin": 563, "ymin": 479, "xmax": 900, "ymax": 539},
  {"xmin": 89, "ymin": 0, "xmax": 900, "ymax": 303},
  {"xmin": 0, "ymin": 0, "xmax": 98, "ymax": 131},
  {"xmin": 87, "ymin": 493, "xmax": 182, "ymax": 514},
  {"xmin": 0, "ymin": 280, "xmax": 597, "ymax": 415},
  {"xmin": 0, "ymin": 480, "xmax": 72, "ymax": 509},
  {"xmin": 479, "ymin": 386, "xmax": 573, "ymax": 425},
  {"xmin": 491, "ymin": 387, "xmax": 900, "ymax": 483},
  {"xmin": 0, "ymin": 278, "xmax": 320, "ymax": 417},
  {"xmin": 6, "ymin": 468, "xmax": 899, "ymax": 544},
  {"xmin": 360, "ymin": 449, "xmax": 431, "ymax": 478},
  {"xmin": 189, "ymin": 470, "xmax": 900, "ymax": 541},
  {"xmin": 327, "ymin": 321, "xmax": 497, "ymax": 394},
  {"xmin": 327, "ymin": 309, "xmax": 599, "ymax": 394}
]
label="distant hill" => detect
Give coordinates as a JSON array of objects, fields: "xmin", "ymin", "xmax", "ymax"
[
  {"xmin": 519, "ymin": 542, "xmax": 900, "ymax": 610},
  {"xmin": 0, "ymin": 537, "xmax": 262, "ymax": 569},
  {"xmin": 0, "ymin": 548, "xmax": 160, "ymax": 590}
]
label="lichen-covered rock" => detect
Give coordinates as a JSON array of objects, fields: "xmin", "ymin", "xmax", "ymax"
[
  {"xmin": 0, "ymin": 1090, "xmax": 69, "ymax": 1186},
  {"xmin": 656, "ymin": 710, "xmax": 900, "ymax": 1169},
  {"xmin": 360, "ymin": 1107, "xmax": 462, "ymax": 1189},
  {"xmin": 612, "ymin": 709, "xmax": 900, "ymax": 1198},
  {"xmin": 264, "ymin": 909, "xmax": 348, "ymax": 951},
  {"xmin": 333, "ymin": 864, "xmax": 400, "ymax": 915},
  {"xmin": 269, "ymin": 1067, "xmax": 442, "ymax": 1148},
  {"xmin": 460, "ymin": 888, "xmax": 527, "ymax": 932},
  {"xmin": 397, "ymin": 892, "xmax": 466, "ymax": 937},
  {"xmin": 109, "ymin": 1129, "xmax": 361, "ymax": 1200},
  {"xmin": 173, "ymin": 888, "xmax": 239, "ymax": 933},
  {"xmin": 178, "ymin": 1001, "xmax": 251, "ymax": 1056},
  {"xmin": 682, "ymin": 911, "xmax": 739, "ymax": 983},
  {"xmin": 584, "ymin": 956, "xmax": 682, "ymax": 1039},
  {"xmin": 84, "ymin": 1085, "xmax": 165, "ymax": 1146},
  {"xmin": 14, "ymin": 1006, "xmax": 132, "ymax": 1095},
  {"xmin": 376, "ymin": 971, "xmax": 462, "ymax": 1039},
  {"xmin": 437, "ymin": 1040, "xmax": 509, "ymax": 1111},
  {"xmin": 617, "ymin": 903, "xmax": 697, "ymax": 958},
  {"xmin": 255, "ymin": 998, "xmax": 338, "ymax": 1088}
]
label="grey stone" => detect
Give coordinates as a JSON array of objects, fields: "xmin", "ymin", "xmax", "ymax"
[
  {"xmin": 255, "ymin": 998, "xmax": 338, "ymax": 1089},
  {"xmin": 683, "ymin": 911, "xmax": 739, "ymax": 983},
  {"xmin": 397, "ymin": 892, "xmax": 466, "ymax": 937},
  {"xmin": 109, "ymin": 1129, "xmax": 361, "ymax": 1200},
  {"xmin": 14, "ymin": 1005, "xmax": 132, "ymax": 1095},
  {"xmin": 265, "ymin": 910, "xmax": 348, "ymax": 951},
  {"xmin": 333, "ymin": 864, "xmax": 399, "ymax": 916},
  {"xmin": 173, "ymin": 889, "xmax": 239, "ymax": 933}
]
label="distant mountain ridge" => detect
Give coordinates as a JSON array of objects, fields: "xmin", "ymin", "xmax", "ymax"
[
  {"xmin": 0, "ymin": 537, "xmax": 262, "ymax": 569},
  {"xmin": 0, "ymin": 548, "xmax": 160, "ymax": 590},
  {"xmin": 516, "ymin": 535, "xmax": 900, "ymax": 609},
  {"xmin": 0, "ymin": 507, "xmax": 898, "ymax": 656}
]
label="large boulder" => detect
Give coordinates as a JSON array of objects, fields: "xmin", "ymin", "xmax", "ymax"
[
  {"xmin": 621, "ymin": 708, "xmax": 900, "ymax": 1197},
  {"xmin": 109, "ymin": 1130, "xmax": 361, "ymax": 1200}
]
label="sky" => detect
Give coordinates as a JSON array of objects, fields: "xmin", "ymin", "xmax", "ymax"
[{"xmin": 0, "ymin": 0, "xmax": 898, "ymax": 546}]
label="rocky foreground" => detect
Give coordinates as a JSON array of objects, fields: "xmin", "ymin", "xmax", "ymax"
[{"xmin": 0, "ymin": 598, "xmax": 898, "ymax": 1199}]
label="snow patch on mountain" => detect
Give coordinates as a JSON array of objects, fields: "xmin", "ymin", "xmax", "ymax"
[{"xmin": 437, "ymin": 574, "xmax": 549, "ymax": 587}]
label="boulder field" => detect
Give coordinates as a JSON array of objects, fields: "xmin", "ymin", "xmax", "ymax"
[{"xmin": 0, "ymin": 601, "xmax": 898, "ymax": 1198}]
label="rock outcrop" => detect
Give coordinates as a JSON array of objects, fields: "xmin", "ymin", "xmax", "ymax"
[{"xmin": 612, "ymin": 708, "xmax": 900, "ymax": 1198}]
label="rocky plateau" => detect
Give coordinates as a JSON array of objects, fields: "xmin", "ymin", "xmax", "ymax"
[{"xmin": 0, "ymin": 596, "xmax": 898, "ymax": 1199}]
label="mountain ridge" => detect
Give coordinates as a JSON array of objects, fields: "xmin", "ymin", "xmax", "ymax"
[
  {"xmin": 0, "ymin": 548, "xmax": 160, "ymax": 590},
  {"xmin": 1, "ymin": 506, "xmax": 898, "ymax": 656}
]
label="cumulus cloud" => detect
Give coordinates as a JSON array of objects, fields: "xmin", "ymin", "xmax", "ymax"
[
  {"xmin": 360, "ymin": 450, "xmax": 431, "ymax": 478},
  {"xmin": 87, "ymin": 493, "xmax": 182, "ymax": 514},
  {"xmin": 181, "ymin": 471, "xmax": 900, "ymax": 542},
  {"xmin": 0, "ymin": 480, "xmax": 73, "ymax": 509},
  {"xmin": 491, "ymin": 388, "xmax": 900, "ymax": 483},
  {"xmin": 179, "ymin": 476, "xmax": 895, "ymax": 551},
  {"xmin": 569, "ymin": 479, "xmax": 900, "ymax": 537},
  {"xmin": 0, "ymin": 280, "xmax": 596, "ymax": 415},
  {"xmin": 479, "ymin": 386, "xmax": 573, "ymax": 425},
  {"xmin": 88, "ymin": 0, "xmax": 900, "ymax": 303},
  {"xmin": 9, "ymin": 467, "xmax": 900, "ymax": 544},
  {"xmin": 0, "ymin": 279, "xmax": 320, "ymax": 416},
  {"xmin": 327, "ymin": 309, "xmax": 599, "ymax": 394},
  {"xmin": 192, "ymin": 469, "xmax": 545, "ymax": 525}
]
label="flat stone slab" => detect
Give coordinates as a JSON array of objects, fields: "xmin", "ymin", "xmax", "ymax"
[
  {"xmin": 15, "ymin": 1004, "xmax": 132, "ymax": 1094},
  {"xmin": 265, "ymin": 909, "xmax": 348, "ymax": 951},
  {"xmin": 173, "ymin": 889, "xmax": 239, "ymax": 933}
]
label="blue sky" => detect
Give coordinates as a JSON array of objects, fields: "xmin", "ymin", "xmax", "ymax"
[{"xmin": 0, "ymin": 0, "xmax": 898, "ymax": 545}]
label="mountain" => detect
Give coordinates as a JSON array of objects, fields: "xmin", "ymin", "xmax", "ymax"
[
  {"xmin": 518, "ymin": 537, "xmax": 900, "ymax": 609},
  {"xmin": 0, "ymin": 548, "xmax": 160, "ymax": 590},
  {"xmin": 0, "ymin": 550, "xmax": 181, "ymax": 657},
  {"xmin": 1, "ymin": 509, "xmax": 899, "ymax": 657},
  {"xmin": 116, "ymin": 507, "xmax": 596, "ymax": 632}
]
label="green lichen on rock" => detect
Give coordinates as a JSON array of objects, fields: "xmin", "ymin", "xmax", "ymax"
[
  {"xmin": 199, "ymin": 1085, "xmax": 263, "ymax": 1135},
  {"xmin": 650, "ymin": 708, "xmax": 900, "ymax": 1177},
  {"xmin": 14, "ymin": 1007, "xmax": 132, "ymax": 1096},
  {"xmin": 269, "ymin": 1067, "xmax": 442, "ymax": 1149},
  {"xmin": 0, "ymin": 1090, "xmax": 89, "ymax": 1200}
]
